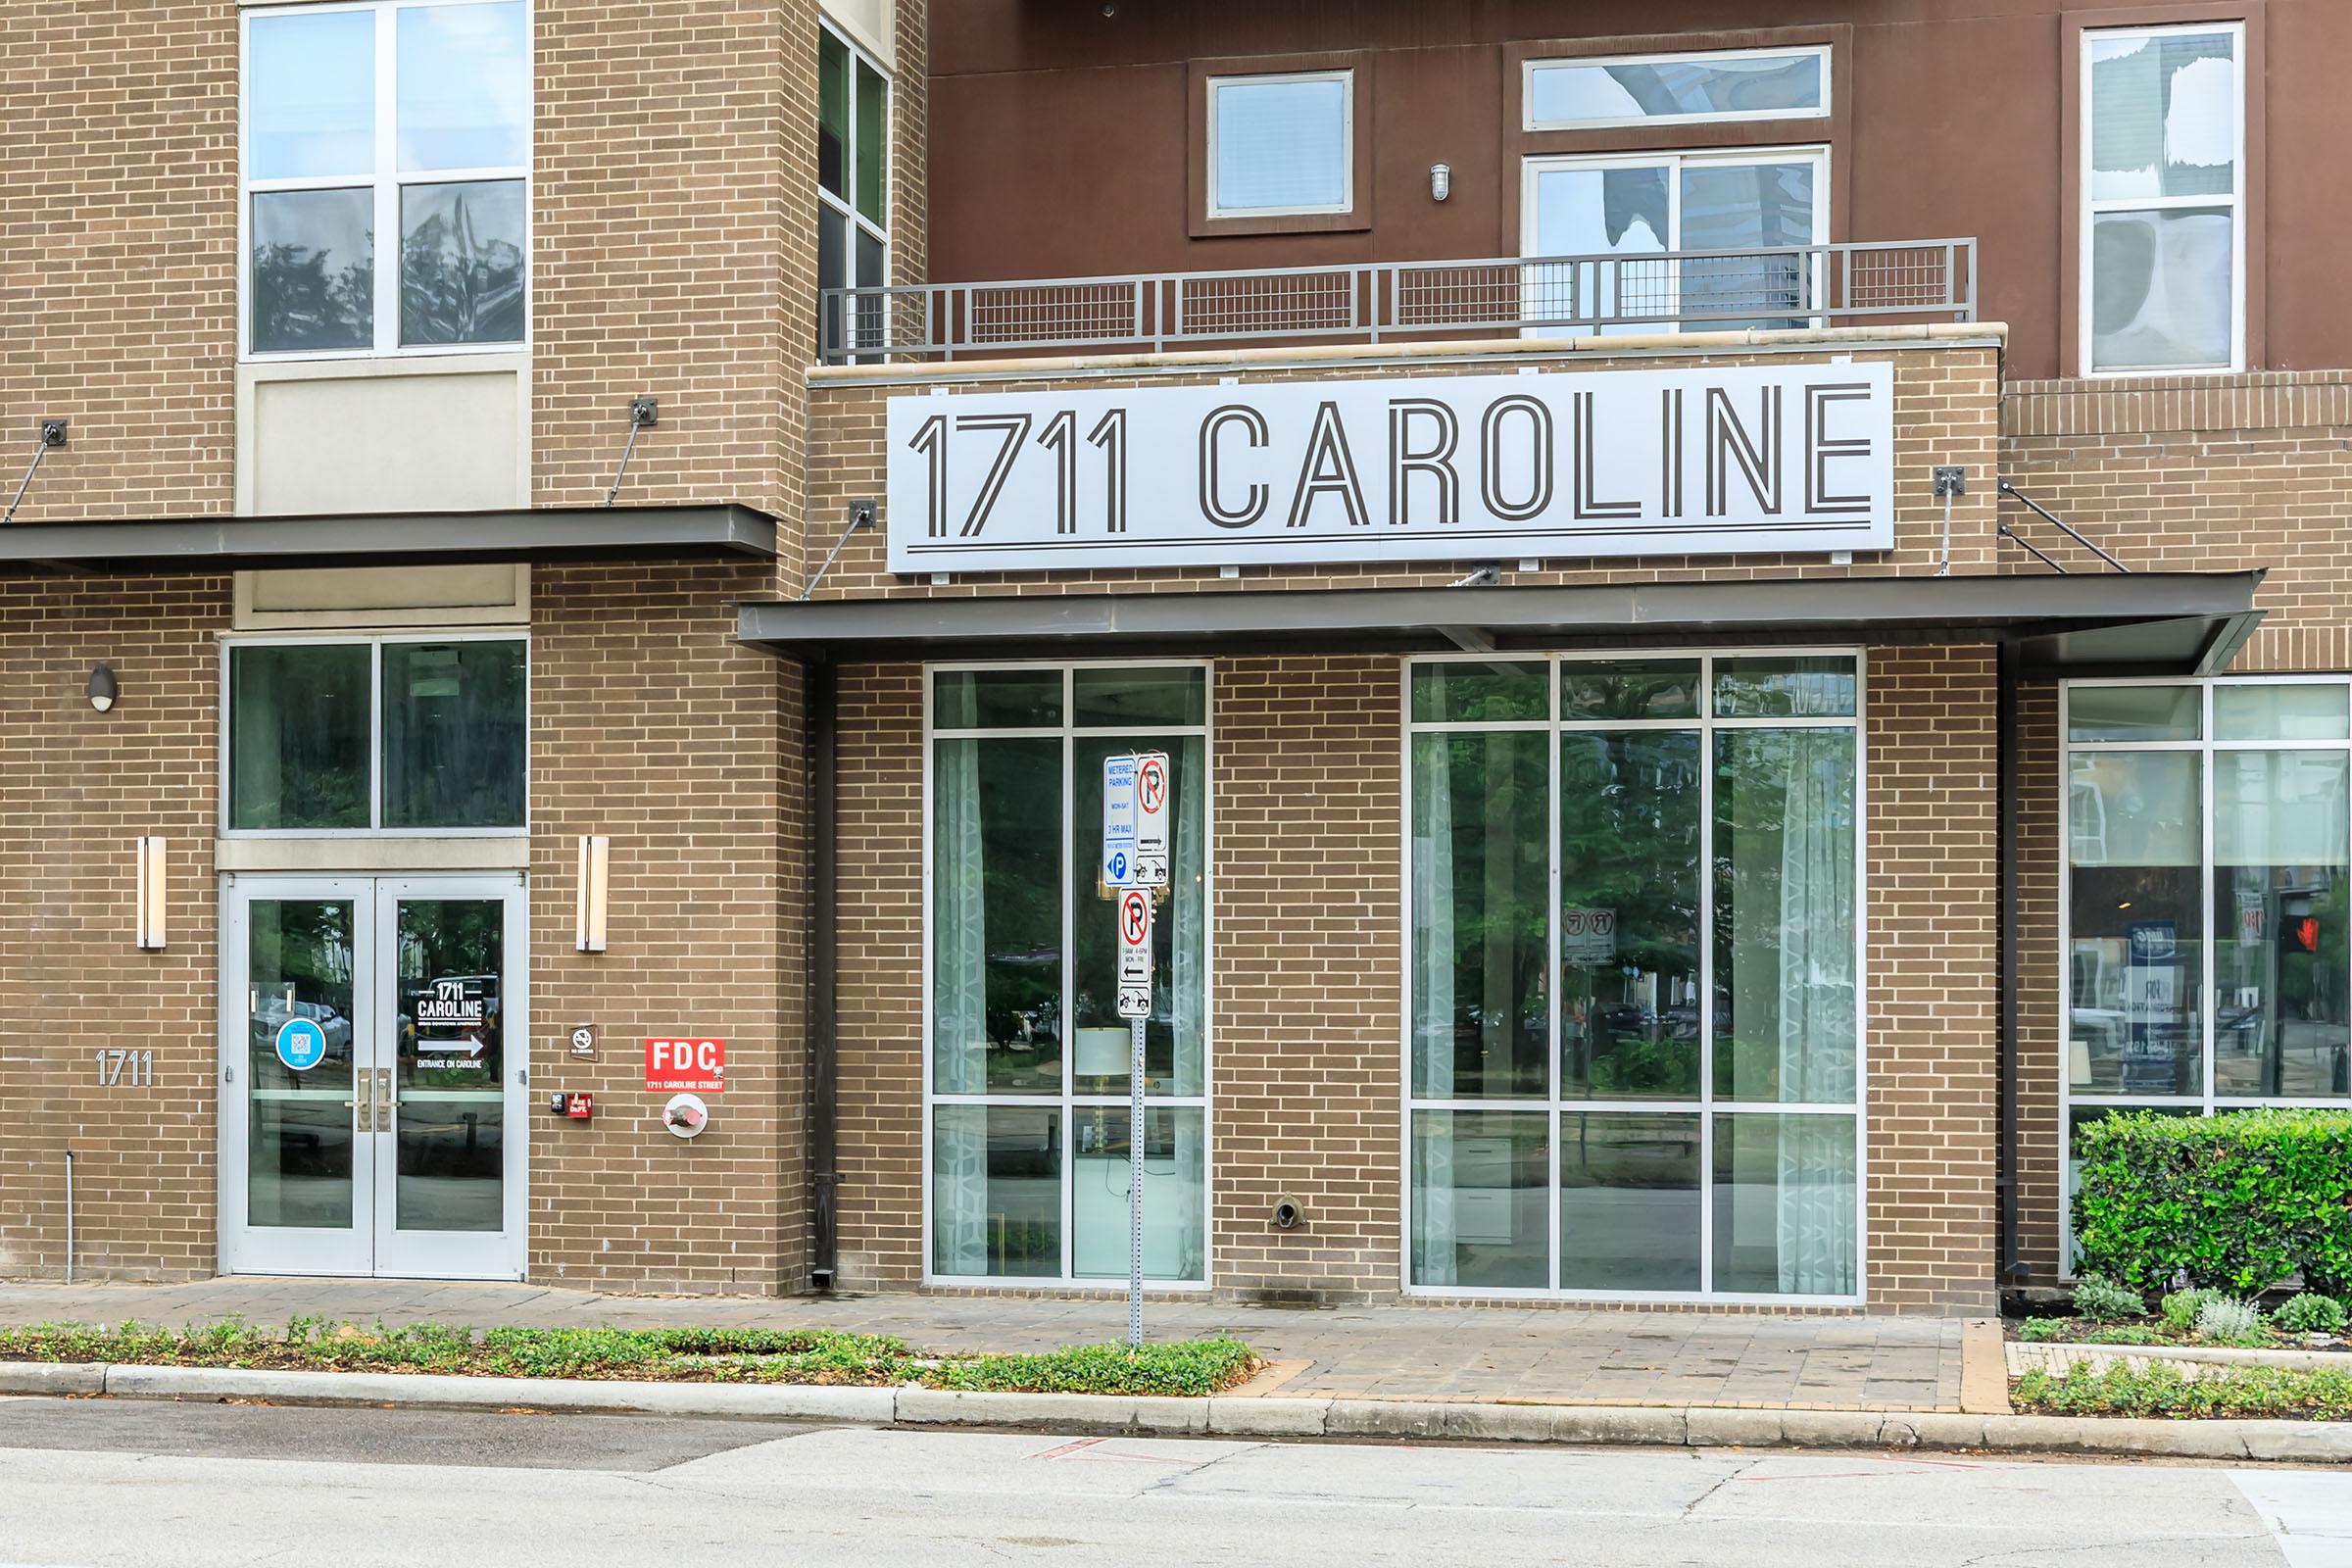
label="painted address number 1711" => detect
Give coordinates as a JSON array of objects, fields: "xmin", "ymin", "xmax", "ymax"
[
  {"xmin": 95, "ymin": 1049, "xmax": 154, "ymax": 1087},
  {"xmin": 907, "ymin": 409, "xmax": 1129, "ymax": 540}
]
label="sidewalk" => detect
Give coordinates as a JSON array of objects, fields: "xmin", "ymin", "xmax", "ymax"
[{"xmin": 0, "ymin": 1277, "xmax": 1969, "ymax": 1413}]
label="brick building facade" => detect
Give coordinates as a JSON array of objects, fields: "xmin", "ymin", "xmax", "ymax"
[{"xmin": 0, "ymin": 0, "xmax": 2329, "ymax": 1318}]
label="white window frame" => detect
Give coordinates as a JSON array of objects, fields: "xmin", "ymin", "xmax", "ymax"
[
  {"xmin": 1522, "ymin": 44, "xmax": 1833, "ymax": 132},
  {"xmin": 920, "ymin": 660, "xmax": 1215, "ymax": 1290},
  {"xmin": 1203, "ymin": 69, "xmax": 1356, "ymax": 220},
  {"xmin": 2078, "ymin": 21, "xmax": 2247, "ymax": 377},
  {"xmin": 2056, "ymin": 674, "xmax": 2352, "ymax": 1273},
  {"xmin": 1518, "ymin": 145, "xmax": 1831, "ymax": 334},
  {"xmin": 238, "ymin": 0, "xmax": 535, "ymax": 364},
  {"xmin": 220, "ymin": 629, "xmax": 531, "ymax": 838},
  {"xmin": 1399, "ymin": 648, "xmax": 1869, "ymax": 1305},
  {"xmin": 819, "ymin": 17, "xmax": 892, "ymax": 352}
]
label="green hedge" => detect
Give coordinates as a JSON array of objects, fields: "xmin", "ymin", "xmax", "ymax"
[{"xmin": 2073, "ymin": 1108, "xmax": 2352, "ymax": 1293}]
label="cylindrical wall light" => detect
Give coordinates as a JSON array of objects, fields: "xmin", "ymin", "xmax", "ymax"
[
  {"xmin": 575, "ymin": 835, "xmax": 611, "ymax": 953},
  {"xmin": 134, "ymin": 836, "xmax": 167, "ymax": 950},
  {"xmin": 87, "ymin": 664, "xmax": 118, "ymax": 712}
]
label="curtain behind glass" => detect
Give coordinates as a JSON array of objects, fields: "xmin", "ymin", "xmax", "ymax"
[{"xmin": 1410, "ymin": 732, "xmax": 1548, "ymax": 1100}]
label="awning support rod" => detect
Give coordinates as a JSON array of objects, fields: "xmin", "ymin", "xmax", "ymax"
[
  {"xmin": 4, "ymin": 420, "xmax": 68, "ymax": 526},
  {"xmin": 1998, "ymin": 481, "xmax": 2131, "ymax": 572}
]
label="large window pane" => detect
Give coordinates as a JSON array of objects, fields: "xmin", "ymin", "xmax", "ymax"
[
  {"xmin": 931, "ymin": 1105, "xmax": 1060, "ymax": 1277},
  {"xmin": 1560, "ymin": 660, "xmax": 1699, "ymax": 721},
  {"xmin": 1560, "ymin": 732, "xmax": 1700, "ymax": 1099},
  {"xmin": 855, "ymin": 57, "xmax": 888, "ymax": 225},
  {"xmin": 246, "ymin": 899, "xmax": 358, "ymax": 1228},
  {"xmin": 400, "ymin": 180, "xmax": 526, "ymax": 347},
  {"xmin": 229, "ymin": 645, "xmax": 371, "ymax": 830},
  {"xmin": 2068, "ymin": 752, "xmax": 2201, "ymax": 1095},
  {"xmin": 252, "ymin": 188, "xmax": 374, "ymax": 354},
  {"xmin": 1411, "ymin": 731, "xmax": 1549, "ymax": 1099},
  {"xmin": 1713, "ymin": 656, "xmax": 1857, "ymax": 718},
  {"xmin": 396, "ymin": 1, "xmax": 529, "ymax": 172},
  {"xmin": 2068, "ymin": 684, "xmax": 2198, "ymax": 742},
  {"xmin": 1072, "ymin": 1105, "xmax": 1205, "ymax": 1282},
  {"xmin": 818, "ymin": 26, "xmax": 849, "ymax": 199},
  {"xmin": 933, "ymin": 737, "xmax": 1062, "ymax": 1095},
  {"xmin": 1529, "ymin": 52, "xmax": 1825, "ymax": 128},
  {"xmin": 381, "ymin": 641, "xmax": 526, "ymax": 828},
  {"xmin": 2214, "ymin": 752, "xmax": 2350, "ymax": 1098},
  {"xmin": 1529, "ymin": 164, "xmax": 1667, "ymax": 331},
  {"xmin": 248, "ymin": 9, "xmax": 375, "ymax": 180},
  {"xmin": 1410, "ymin": 661, "xmax": 1547, "ymax": 723},
  {"xmin": 933, "ymin": 669, "xmax": 1060, "ymax": 730},
  {"xmin": 2091, "ymin": 208, "xmax": 2233, "ymax": 371},
  {"xmin": 1712, "ymin": 1112, "xmax": 1857, "ymax": 1296},
  {"xmin": 1713, "ymin": 729, "xmax": 1857, "ymax": 1102},
  {"xmin": 2089, "ymin": 30, "xmax": 2236, "ymax": 202},
  {"xmin": 1211, "ymin": 74, "xmax": 1349, "ymax": 214},
  {"xmin": 2216, "ymin": 685, "xmax": 2348, "ymax": 742},
  {"xmin": 1679, "ymin": 161, "xmax": 1815, "ymax": 328},
  {"xmin": 1072, "ymin": 735, "xmax": 1205, "ymax": 1097},
  {"xmin": 1075, "ymin": 666, "xmax": 1205, "ymax": 728},
  {"xmin": 1559, "ymin": 1112, "xmax": 1699, "ymax": 1292},
  {"xmin": 1411, "ymin": 1109, "xmax": 1547, "ymax": 1289}
]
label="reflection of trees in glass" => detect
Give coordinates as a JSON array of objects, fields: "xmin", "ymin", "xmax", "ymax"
[
  {"xmin": 1561, "ymin": 731, "xmax": 1700, "ymax": 1098},
  {"xmin": 399, "ymin": 900, "xmax": 503, "ymax": 1090},
  {"xmin": 402, "ymin": 188, "xmax": 524, "ymax": 345},
  {"xmin": 1433, "ymin": 732, "xmax": 1548, "ymax": 1098},
  {"xmin": 252, "ymin": 241, "xmax": 372, "ymax": 351}
]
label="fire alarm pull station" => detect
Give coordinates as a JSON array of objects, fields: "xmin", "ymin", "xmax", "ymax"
[{"xmin": 548, "ymin": 1091, "xmax": 594, "ymax": 1118}]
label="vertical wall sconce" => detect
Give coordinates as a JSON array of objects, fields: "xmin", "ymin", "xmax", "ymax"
[
  {"xmin": 575, "ymin": 835, "xmax": 611, "ymax": 953},
  {"xmin": 135, "ymin": 837, "xmax": 167, "ymax": 950},
  {"xmin": 87, "ymin": 664, "xmax": 118, "ymax": 711}
]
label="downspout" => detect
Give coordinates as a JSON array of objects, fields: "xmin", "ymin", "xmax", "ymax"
[
  {"xmin": 808, "ymin": 660, "xmax": 841, "ymax": 1289},
  {"xmin": 1996, "ymin": 638, "xmax": 2024, "ymax": 1294}
]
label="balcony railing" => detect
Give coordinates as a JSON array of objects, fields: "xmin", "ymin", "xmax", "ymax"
[{"xmin": 819, "ymin": 238, "xmax": 1977, "ymax": 364}]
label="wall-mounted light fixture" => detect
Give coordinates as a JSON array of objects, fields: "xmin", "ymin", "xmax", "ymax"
[
  {"xmin": 575, "ymin": 835, "xmax": 611, "ymax": 953},
  {"xmin": 86, "ymin": 664, "xmax": 117, "ymax": 712},
  {"xmin": 135, "ymin": 837, "xmax": 167, "ymax": 950},
  {"xmin": 1429, "ymin": 163, "xmax": 1451, "ymax": 203}
]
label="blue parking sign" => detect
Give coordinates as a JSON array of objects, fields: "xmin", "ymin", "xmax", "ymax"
[{"xmin": 275, "ymin": 1017, "xmax": 327, "ymax": 1073}]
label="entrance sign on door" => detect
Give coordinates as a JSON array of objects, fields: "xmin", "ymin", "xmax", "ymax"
[
  {"xmin": 275, "ymin": 1017, "xmax": 327, "ymax": 1072},
  {"xmin": 645, "ymin": 1037, "xmax": 727, "ymax": 1093}
]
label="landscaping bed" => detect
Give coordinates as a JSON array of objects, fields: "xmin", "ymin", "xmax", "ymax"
[
  {"xmin": 0, "ymin": 1319, "xmax": 1261, "ymax": 1398},
  {"xmin": 2013, "ymin": 1359, "xmax": 2352, "ymax": 1421}
]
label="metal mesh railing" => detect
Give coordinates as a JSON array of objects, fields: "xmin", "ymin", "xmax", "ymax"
[{"xmin": 820, "ymin": 238, "xmax": 1977, "ymax": 363}]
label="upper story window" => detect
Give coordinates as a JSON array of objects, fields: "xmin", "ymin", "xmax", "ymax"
[
  {"xmin": 2082, "ymin": 23, "xmax": 2244, "ymax": 374},
  {"xmin": 227, "ymin": 636, "xmax": 527, "ymax": 832},
  {"xmin": 1205, "ymin": 70, "xmax": 1353, "ymax": 219},
  {"xmin": 243, "ymin": 0, "xmax": 531, "ymax": 359},
  {"xmin": 817, "ymin": 21, "xmax": 889, "ymax": 359},
  {"xmin": 1524, "ymin": 46, "xmax": 1829, "ymax": 131}
]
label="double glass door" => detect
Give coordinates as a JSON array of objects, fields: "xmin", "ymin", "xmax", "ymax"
[{"xmin": 220, "ymin": 875, "xmax": 527, "ymax": 1279}]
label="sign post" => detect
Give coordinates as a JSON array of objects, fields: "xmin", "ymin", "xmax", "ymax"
[{"xmin": 1105, "ymin": 748, "xmax": 1170, "ymax": 1351}]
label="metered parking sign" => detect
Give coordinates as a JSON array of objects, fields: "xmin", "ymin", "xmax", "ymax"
[{"xmin": 1102, "ymin": 754, "xmax": 1139, "ymax": 886}]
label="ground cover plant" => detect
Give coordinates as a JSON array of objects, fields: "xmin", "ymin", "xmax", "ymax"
[
  {"xmin": 0, "ymin": 1318, "xmax": 1260, "ymax": 1397},
  {"xmin": 2013, "ymin": 1284, "xmax": 2352, "ymax": 1351},
  {"xmin": 2013, "ymin": 1359, "xmax": 2352, "ymax": 1421}
]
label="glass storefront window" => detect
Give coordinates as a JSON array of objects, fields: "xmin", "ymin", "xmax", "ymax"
[
  {"xmin": 1407, "ymin": 651, "xmax": 1863, "ymax": 1299},
  {"xmin": 928, "ymin": 665, "xmax": 1210, "ymax": 1284},
  {"xmin": 227, "ymin": 638, "xmax": 527, "ymax": 832},
  {"xmin": 2061, "ymin": 679, "xmax": 2352, "ymax": 1268}
]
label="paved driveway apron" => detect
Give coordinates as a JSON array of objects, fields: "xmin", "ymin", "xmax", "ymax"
[{"xmin": 0, "ymin": 1279, "xmax": 1966, "ymax": 1412}]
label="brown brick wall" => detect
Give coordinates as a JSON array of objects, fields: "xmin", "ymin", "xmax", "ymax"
[
  {"xmin": 0, "ymin": 576, "xmax": 230, "ymax": 1281},
  {"xmin": 2014, "ymin": 681, "xmax": 2065, "ymax": 1285},
  {"xmin": 526, "ymin": 563, "xmax": 801, "ymax": 1294},
  {"xmin": 1865, "ymin": 644, "xmax": 1999, "ymax": 1315}
]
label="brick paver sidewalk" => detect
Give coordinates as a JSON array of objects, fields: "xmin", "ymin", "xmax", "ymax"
[{"xmin": 0, "ymin": 1278, "xmax": 1969, "ymax": 1412}]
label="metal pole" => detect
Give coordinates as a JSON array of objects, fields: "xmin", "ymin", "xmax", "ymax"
[
  {"xmin": 1128, "ymin": 1013, "xmax": 1146, "ymax": 1350},
  {"xmin": 63, "ymin": 1150, "xmax": 74, "ymax": 1285}
]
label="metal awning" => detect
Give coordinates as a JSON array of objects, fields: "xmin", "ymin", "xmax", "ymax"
[
  {"xmin": 739, "ymin": 570, "xmax": 2267, "ymax": 677},
  {"xmin": 0, "ymin": 504, "xmax": 778, "ymax": 572}
]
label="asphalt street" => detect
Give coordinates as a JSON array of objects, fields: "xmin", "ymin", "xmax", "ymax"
[{"xmin": 0, "ymin": 1396, "xmax": 2346, "ymax": 1567}]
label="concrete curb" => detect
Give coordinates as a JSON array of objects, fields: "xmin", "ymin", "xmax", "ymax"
[{"xmin": 8, "ymin": 1362, "xmax": 2351, "ymax": 1463}]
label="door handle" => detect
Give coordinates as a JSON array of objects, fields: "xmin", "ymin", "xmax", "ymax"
[
  {"xmin": 376, "ymin": 1067, "xmax": 393, "ymax": 1132},
  {"xmin": 347, "ymin": 1070, "xmax": 372, "ymax": 1124}
]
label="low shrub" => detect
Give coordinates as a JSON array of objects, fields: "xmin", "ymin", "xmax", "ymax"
[
  {"xmin": 2276, "ymin": 1293, "xmax": 2349, "ymax": 1336},
  {"xmin": 2070, "ymin": 1274, "xmax": 2145, "ymax": 1322},
  {"xmin": 2160, "ymin": 1288, "xmax": 2222, "ymax": 1335},
  {"xmin": 2072, "ymin": 1108, "xmax": 2352, "ymax": 1293},
  {"xmin": 2192, "ymin": 1297, "xmax": 2270, "ymax": 1348},
  {"xmin": 2018, "ymin": 1317, "xmax": 2069, "ymax": 1343},
  {"xmin": 2014, "ymin": 1359, "xmax": 2352, "ymax": 1420}
]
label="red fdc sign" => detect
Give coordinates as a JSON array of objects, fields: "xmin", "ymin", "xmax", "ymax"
[{"xmin": 645, "ymin": 1038, "xmax": 727, "ymax": 1093}]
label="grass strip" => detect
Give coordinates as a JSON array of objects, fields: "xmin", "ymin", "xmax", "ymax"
[
  {"xmin": 0, "ymin": 1318, "xmax": 1259, "ymax": 1398},
  {"xmin": 2013, "ymin": 1358, "xmax": 2352, "ymax": 1420}
]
